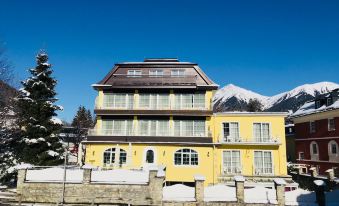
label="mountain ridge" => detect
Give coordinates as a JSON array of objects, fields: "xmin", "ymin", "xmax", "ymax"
[{"xmin": 213, "ymin": 81, "xmax": 339, "ymax": 112}]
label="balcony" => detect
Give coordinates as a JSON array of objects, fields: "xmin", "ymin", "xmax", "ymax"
[
  {"xmin": 219, "ymin": 136, "xmax": 281, "ymax": 145},
  {"xmin": 107, "ymin": 74, "xmax": 197, "ymax": 88},
  {"xmin": 88, "ymin": 129, "xmax": 210, "ymax": 137}
]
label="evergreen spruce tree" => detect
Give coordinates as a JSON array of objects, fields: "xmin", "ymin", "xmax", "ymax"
[
  {"xmin": 16, "ymin": 51, "xmax": 64, "ymax": 166},
  {"xmin": 70, "ymin": 106, "xmax": 93, "ymax": 148}
]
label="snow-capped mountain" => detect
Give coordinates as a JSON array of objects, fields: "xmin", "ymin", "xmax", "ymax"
[{"xmin": 213, "ymin": 82, "xmax": 339, "ymax": 112}]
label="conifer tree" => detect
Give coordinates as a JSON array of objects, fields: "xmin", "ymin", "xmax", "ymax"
[
  {"xmin": 16, "ymin": 51, "xmax": 64, "ymax": 166},
  {"xmin": 69, "ymin": 106, "xmax": 93, "ymax": 148}
]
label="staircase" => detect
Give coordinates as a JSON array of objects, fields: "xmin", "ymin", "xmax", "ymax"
[{"xmin": 0, "ymin": 187, "xmax": 17, "ymax": 205}]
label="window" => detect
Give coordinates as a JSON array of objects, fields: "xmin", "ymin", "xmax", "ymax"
[
  {"xmin": 146, "ymin": 150, "xmax": 154, "ymax": 163},
  {"xmin": 138, "ymin": 120, "xmax": 170, "ymax": 136},
  {"xmin": 310, "ymin": 121, "xmax": 316, "ymax": 133},
  {"xmin": 139, "ymin": 93, "xmax": 169, "ymax": 109},
  {"xmin": 254, "ymin": 151, "xmax": 273, "ymax": 175},
  {"xmin": 328, "ymin": 118, "xmax": 335, "ymax": 131},
  {"xmin": 173, "ymin": 120, "xmax": 206, "ymax": 137},
  {"xmin": 102, "ymin": 120, "xmax": 133, "ymax": 135},
  {"xmin": 127, "ymin": 70, "xmax": 142, "ymax": 77},
  {"xmin": 328, "ymin": 140, "xmax": 338, "ymax": 155},
  {"xmin": 171, "ymin": 69, "xmax": 185, "ymax": 77},
  {"xmin": 223, "ymin": 150, "xmax": 241, "ymax": 174},
  {"xmin": 253, "ymin": 123, "xmax": 270, "ymax": 142},
  {"xmin": 310, "ymin": 141, "xmax": 318, "ymax": 155},
  {"xmin": 149, "ymin": 70, "xmax": 163, "ymax": 77},
  {"xmin": 103, "ymin": 148, "xmax": 127, "ymax": 166},
  {"xmin": 174, "ymin": 149, "xmax": 198, "ymax": 166},
  {"xmin": 222, "ymin": 122, "xmax": 240, "ymax": 142},
  {"xmin": 327, "ymin": 98, "xmax": 333, "ymax": 106},
  {"xmin": 174, "ymin": 93, "xmax": 205, "ymax": 109},
  {"xmin": 299, "ymin": 152, "xmax": 305, "ymax": 160},
  {"xmin": 103, "ymin": 93, "xmax": 133, "ymax": 109},
  {"xmin": 315, "ymin": 100, "xmax": 321, "ymax": 109}
]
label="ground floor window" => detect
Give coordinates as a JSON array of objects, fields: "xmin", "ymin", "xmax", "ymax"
[
  {"xmin": 146, "ymin": 150, "xmax": 154, "ymax": 163},
  {"xmin": 103, "ymin": 148, "xmax": 127, "ymax": 166},
  {"xmin": 174, "ymin": 148, "xmax": 198, "ymax": 166},
  {"xmin": 254, "ymin": 151, "xmax": 273, "ymax": 175},
  {"xmin": 223, "ymin": 150, "xmax": 241, "ymax": 174}
]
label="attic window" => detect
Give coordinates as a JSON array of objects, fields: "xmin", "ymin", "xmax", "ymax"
[
  {"xmin": 149, "ymin": 70, "xmax": 163, "ymax": 77},
  {"xmin": 171, "ymin": 69, "xmax": 185, "ymax": 77},
  {"xmin": 127, "ymin": 70, "xmax": 142, "ymax": 77},
  {"xmin": 327, "ymin": 98, "xmax": 333, "ymax": 106}
]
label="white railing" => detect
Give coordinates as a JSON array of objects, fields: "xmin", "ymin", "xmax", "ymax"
[
  {"xmin": 88, "ymin": 129, "xmax": 210, "ymax": 137},
  {"xmin": 219, "ymin": 136, "xmax": 280, "ymax": 144},
  {"xmin": 96, "ymin": 104, "xmax": 210, "ymax": 110}
]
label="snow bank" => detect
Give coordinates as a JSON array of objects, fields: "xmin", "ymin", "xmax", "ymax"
[
  {"xmin": 26, "ymin": 168, "xmax": 83, "ymax": 183},
  {"xmin": 204, "ymin": 184, "xmax": 236, "ymax": 202},
  {"xmin": 91, "ymin": 169, "xmax": 149, "ymax": 184},
  {"xmin": 285, "ymin": 188, "xmax": 317, "ymax": 206},
  {"xmin": 163, "ymin": 184, "xmax": 195, "ymax": 201},
  {"xmin": 244, "ymin": 186, "xmax": 277, "ymax": 204}
]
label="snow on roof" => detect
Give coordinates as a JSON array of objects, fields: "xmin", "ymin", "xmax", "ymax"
[
  {"xmin": 291, "ymin": 99, "xmax": 339, "ymax": 118},
  {"xmin": 234, "ymin": 175, "xmax": 245, "ymax": 182}
]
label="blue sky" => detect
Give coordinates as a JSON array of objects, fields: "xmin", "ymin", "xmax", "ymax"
[{"xmin": 0, "ymin": 0, "xmax": 338, "ymax": 122}]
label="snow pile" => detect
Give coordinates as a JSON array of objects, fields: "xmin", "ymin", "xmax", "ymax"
[
  {"xmin": 204, "ymin": 184, "xmax": 236, "ymax": 202},
  {"xmin": 163, "ymin": 184, "xmax": 195, "ymax": 201},
  {"xmin": 285, "ymin": 188, "xmax": 317, "ymax": 206},
  {"xmin": 91, "ymin": 169, "xmax": 149, "ymax": 184},
  {"xmin": 244, "ymin": 186, "xmax": 277, "ymax": 204},
  {"xmin": 26, "ymin": 168, "xmax": 83, "ymax": 183}
]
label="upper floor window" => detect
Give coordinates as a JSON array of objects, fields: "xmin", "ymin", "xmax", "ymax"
[
  {"xmin": 315, "ymin": 100, "xmax": 321, "ymax": 109},
  {"xmin": 139, "ymin": 93, "xmax": 170, "ymax": 109},
  {"xmin": 149, "ymin": 70, "xmax": 163, "ymax": 77},
  {"xmin": 328, "ymin": 140, "xmax": 338, "ymax": 154},
  {"xmin": 173, "ymin": 120, "xmax": 206, "ymax": 137},
  {"xmin": 102, "ymin": 119, "xmax": 134, "ymax": 136},
  {"xmin": 253, "ymin": 123, "xmax": 270, "ymax": 142},
  {"xmin": 222, "ymin": 122, "xmax": 240, "ymax": 142},
  {"xmin": 138, "ymin": 119, "xmax": 170, "ymax": 136},
  {"xmin": 174, "ymin": 93, "xmax": 205, "ymax": 109},
  {"xmin": 171, "ymin": 69, "xmax": 185, "ymax": 77},
  {"xmin": 127, "ymin": 70, "xmax": 142, "ymax": 77},
  {"xmin": 327, "ymin": 98, "xmax": 333, "ymax": 106},
  {"xmin": 310, "ymin": 121, "xmax": 316, "ymax": 133},
  {"xmin": 223, "ymin": 150, "xmax": 241, "ymax": 174},
  {"xmin": 254, "ymin": 151, "xmax": 273, "ymax": 175},
  {"xmin": 174, "ymin": 149, "xmax": 198, "ymax": 166},
  {"xmin": 103, "ymin": 148, "xmax": 127, "ymax": 166},
  {"xmin": 328, "ymin": 118, "xmax": 335, "ymax": 131},
  {"xmin": 103, "ymin": 93, "xmax": 133, "ymax": 109}
]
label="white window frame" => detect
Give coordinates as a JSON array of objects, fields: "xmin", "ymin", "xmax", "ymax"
[
  {"xmin": 102, "ymin": 119, "xmax": 133, "ymax": 136},
  {"xmin": 149, "ymin": 70, "xmax": 163, "ymax": 77},
  {"xmin": 127, "ymin": 70, "xmax": 142, "ymax": 77},
  {"xmin": 328, "ymin": 118, "xmax": 335, "ymax": 131},
  {"xmin": 222, "ymin": 150, "xmax": 242, "ymax": 174},
  {"xmin": 137, "ymin": 120, "xmax": 170, "ymax": 136},
  {"xmin": 174, "ymin": 148, "xmax": 199, "ymax": 166},
  {"xmin": 328, "ymin": 140, "xmax": 339, "ymax": 162},
  {"xmin": 253, "ymin": 122, "xmax": 271, "ymax": 142},
  {"xmin": 103, "ymin": 93, "xmax": 133, "ymax": 109},
  {"xmin": 143, "ymin": 146, "xmax": 157, "ymax": 165},
  {"xmin": 254, "ymin": 150, "xmax": 274, "ymax": 175},
  {"xmin": 221, "ymin": 122, "xmax": 240, "ymax": 142},
  {"xmin": 298, "ymin": 152, "xmax": 305, "ymax": 160},
  {"xmin": 173, "ymin": 120, "xmax": 206, "ymax": 137},
  {"xmin": 171, "ymin": 69, "xmax": 185, "ymax": 77},
  {"xmin": 138, "ymin": 93, "xmax": 170, "ymax": 110},
  {"xmin": 310, "ymin": 121, "xmax": 316, "ymax": 133},
  {"xmin": 103, "ymin": 148, "xmax": 127, "ymax": 167},
  {"xmin": 310, "ymin": 141, "xmax": 319, "ymax": 160},
  {"xmin": 174, "ymin": 93, "xmax": 206, "ymax": 109}
]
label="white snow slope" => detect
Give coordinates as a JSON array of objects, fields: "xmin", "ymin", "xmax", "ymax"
[{"xmin": 213, "ymin": 82, "xmax": 339, "ymax": 110}]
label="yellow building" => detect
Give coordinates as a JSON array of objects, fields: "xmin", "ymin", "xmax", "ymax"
[{"xmin": 83, "ymin": 58, "xmax": 288, "ymax": 185}]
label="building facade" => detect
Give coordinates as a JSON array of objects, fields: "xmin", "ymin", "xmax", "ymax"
[
  {"xmin": 83, "ymin": 58, "xmax": 288, "ymax": 185},
  {"xmin": 291, "ymin": 89, "xmax": 339, "ymax": 175}
]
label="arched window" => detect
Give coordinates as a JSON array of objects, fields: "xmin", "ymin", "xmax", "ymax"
[
  {"xmin": 146, "ymin": 150, "xmax": 154, "ymax": 163},
  {"xmin": 103, "ymin": 148, "xmax": 127, "ymax": 165},
  {"xmin": 174, "ymin": 149, "xmax": 198, "ymax": 166},
  {"xmin": 328, "ymin": 140, "xmax": 338, "ymax": 155}
]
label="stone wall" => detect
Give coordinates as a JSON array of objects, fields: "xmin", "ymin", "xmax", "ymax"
[{"xmin": 16, "ymin": 168, "xmax": 164, "ymax": 205}]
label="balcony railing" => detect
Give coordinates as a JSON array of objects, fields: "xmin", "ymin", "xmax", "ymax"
[
  {"xmin": 219, "ymin": 136, "xmax": 280, "ymax": 145},
  {"xmin": 95, "ymin": 103, "xmax": 211, "ymax": 111},
  {"xmin": 88, "ymin": 129, "xmax": 211, "ymax": 137}
]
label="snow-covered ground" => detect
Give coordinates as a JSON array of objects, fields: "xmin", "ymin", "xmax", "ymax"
[
  {"xmin": 204, "ymin": 184, "xmax": 236, "ymax": 202},
  {"xmin": 163, "ymin": 184, "xmax": 195, "ymax": 201},
  {"xmin": 244, "ymin": 186, "xmax": 277, "ymax": 204}
]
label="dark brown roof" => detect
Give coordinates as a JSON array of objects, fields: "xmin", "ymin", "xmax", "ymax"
[{"xmin": 93, "ymin": 58, "xmax": 218, "ymax": 90}]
